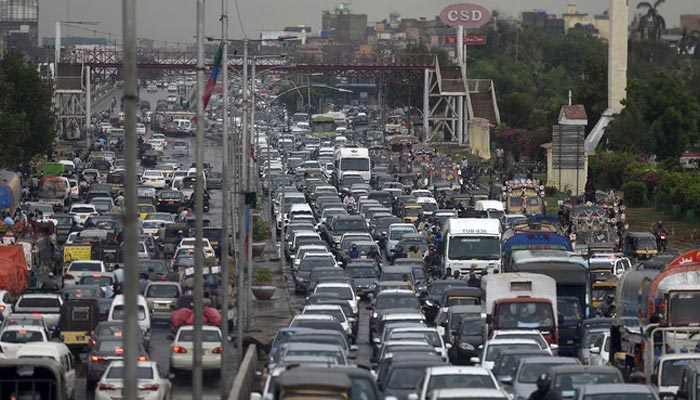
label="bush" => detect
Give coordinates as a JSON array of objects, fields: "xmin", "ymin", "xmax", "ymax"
[
  {"xmin": 252, "ymin": 217, "xmax": 270, "ymax": 242},
  {"xmin": 544, "ymin": 186, "xmax": 559, "ymax": 197},
  {"xmin": 252, "ymin": 266, "xmax": 274, "ymax": 283},
  {"xmin": 621, "ymin": 181, "xmax": 648, "ymax": 207}
]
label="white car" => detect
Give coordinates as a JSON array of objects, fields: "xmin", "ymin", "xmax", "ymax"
[
  {"xmin": 172, "ymin": 140, "xmax": 188, "ymax": 157},
  {"xmin": 94, "ymin": 360, "xmax": 171, "ymax": 400},
  {"xmin": 69, "ymin": 204, "xmax": 99, "ymax": 225},
  {"xmin": 412, "ymin": 366, "xmax": 500, "ymax": 400},
  {"xmin": 302, "ymin": 305, "xmax": 352, "ymax": 338},
  {"xmin": 141, "ymin": 170, "xmax": 167, "ymax": 189},
  {"xmin": 141, "ymin": 219, "xmax": 167, "ymax": 238},
  {"xmin": 63, "ymin": 260, "xmax": 107, "ymax": 286},
  {"xmin": 174, "ymin": 237, "xmax": 215, "ymax": 259},
  {"xmin": 147, "ymin": 139, "xmax": 165, "ymax": 152},
  {"xmin": 475, "ymin": 338, "xmax": 542, "ymax": 370},
  {"xmin": 313, "ymin": 282, "xmax": 359, "ymax": 316},
  {"xmin": 170, "ymin": 325, "xmax": 223, "ymax": 373},
  {"xmin": 0, "ymin": 325, "xmax": 49, "ymax": 358},
  {"xmin": 136, "ymin": 123, "xmax": 147, "ymax": 135}
]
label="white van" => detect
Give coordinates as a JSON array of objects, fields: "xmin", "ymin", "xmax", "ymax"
[
  {"xmin": 17, "ymin": 342, "xmax": 76, "ymax": 399},
  {"xmin": 108, "ymin": 294, "xmax": 151, "ymax": 343},
  {"xmin": 173, "ymin": 118, "xmax": 193, "ymax": 134},
  {"xmin": 474, "ymin": 199, "xmax": 505, "ymax": 220}
]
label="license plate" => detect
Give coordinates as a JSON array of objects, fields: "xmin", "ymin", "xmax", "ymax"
[
  {"xmin": 77, "ymin": 336, "xmax": 85, "ymax": 341},
  {"xmin": 156, "ymin": 303, "xmax": 169, "ymax": 308},
  {"xmin": 168, "ymin": 201, "xmax": 175, "ymax": 204}
]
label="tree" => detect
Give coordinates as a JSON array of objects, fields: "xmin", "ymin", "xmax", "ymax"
[
  {"xmin": 680, "ymin": 29, "xmax": 700, "ymax": 59},
  {"xmin": 637, "ymin": 0, "xmax": 666, "ymax": 41},
  {"xmin": 605, "ymin": 72, "xmax": 700, "ymax": 162},
  {"xmin": 0, "ymin": 52, "xmax": 55, "ymax": 168}
]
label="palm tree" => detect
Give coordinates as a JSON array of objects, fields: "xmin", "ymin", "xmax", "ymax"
[
  {"xmin": 637, "ymin": 0, "xmax": 666, "ymax": 40},
  {"xmin": 680, "ymin": 29, "xmax": 700, "ymax": 59}
]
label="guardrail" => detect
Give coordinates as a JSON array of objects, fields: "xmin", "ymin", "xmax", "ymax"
[{"xmin": 228, "ymin": 344, "xmax": 258, "ymax": 400}]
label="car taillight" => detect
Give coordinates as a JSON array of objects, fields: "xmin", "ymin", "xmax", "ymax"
[
  {"xmin": 212, "ymin": 346, "xmax": 223, "ymax": 354},
  {"xmin": 0, "ymin": 305, "xmax": 5, "ymax": 311},
  {"xmin": 173, "ymin": 346, "xmax": 187, "ymax": 354},
  {"xmin": 91, "ymin": 355, "xmax": 105, "ymax": 362},
  {"xmin": 138, "ymin": 355, "xmax": 149, "ymax": 361},
  {"xmin": 64, "ymin": 274, "xmax": 74, "ymax": 280},
  {"xmin": 98, "ymin": 383, "xmax": 117, "ymax": 391},
  {"xmin": 139, "ymin": 384, "xmax": 160, "ymax": 391}
]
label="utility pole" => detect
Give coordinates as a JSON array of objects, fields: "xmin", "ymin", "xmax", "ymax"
[
  {"xmin": 219, "ymin": 1, "xmax": 231, "ymax": 398},
  {"xmin": 246, "ymin": 58, "xmax": 255, "ymax": 328},
  {"xmin": 192, "ymin": 0, "xmax": 206, "ymax": 397},
  {"xmin": 120, "ymin": 0, "xmax": 138, "ymax": 399},
  {"xmin": 238, "ymin": 39, "xmax": 249, "ymax": 345},
  {"xmin": 85, "ymin": 66, "xmax": 91, "ymax": 149}
]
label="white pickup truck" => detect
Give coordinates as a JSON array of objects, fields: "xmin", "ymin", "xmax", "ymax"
[{"xmin": 10, "ymin": 293, "xmax": 64, "ymax": 333}]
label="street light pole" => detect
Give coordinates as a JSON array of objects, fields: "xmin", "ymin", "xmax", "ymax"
[
  {"xmin": 120, "ymin": 0, "xmax": 139, "ymax": 398},
  {"xmin": 238, "ymin": 39, "xmax": 249, "ymax": 344},
  {"xmin": 219, "ymin": 0, "xmax": 231, "ymax": 397}
]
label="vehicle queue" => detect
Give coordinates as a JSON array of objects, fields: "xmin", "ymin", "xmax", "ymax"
[{"xmin": 250, "ymin": 112, "xmax": 700, "ymax": 400}]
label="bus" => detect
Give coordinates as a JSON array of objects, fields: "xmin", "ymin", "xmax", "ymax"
[{"xmin": 311, "ymin": 114, "xmax": 337, "ymax": 137}]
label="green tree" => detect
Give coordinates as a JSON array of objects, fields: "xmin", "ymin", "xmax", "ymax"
[
  {"xmin": 0, "ymin": 52, "xmax": 55, "ymax": 168},
  {"xmin": 575, "ymin": 56, "xmax": 608, "ymax": 131},
  {"xmin": 605, "ymin": 72, "xmax": 700, "ymax": 162},
  {"xmin": 679, "ymin": 29, "xmax": 700, "ymax": 59},
  {"xmin": 637, "ymin": 0, "xmax": 667, "ymax": 40}
]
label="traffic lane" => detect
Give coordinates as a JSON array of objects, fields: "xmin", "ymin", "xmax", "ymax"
[{"xmin": 92, "ymin": 86, "xmax": 166, "ymax": 115}]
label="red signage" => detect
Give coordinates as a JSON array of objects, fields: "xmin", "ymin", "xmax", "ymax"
[
  {"xmin": 444, "ymin": 35, "xmax": 487, "ymax": 45},
  {"xmin": 440, "ymin": 3, "xmax": 492, "ymax": 29},
  {"xmin": 665, "ymin": 249, "xmax": 700, "ymax": 270}
]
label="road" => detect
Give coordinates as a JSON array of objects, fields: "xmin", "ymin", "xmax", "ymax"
[{"xmin": 73, "ymin": 86, "xmax": 238, "ymax": 400}]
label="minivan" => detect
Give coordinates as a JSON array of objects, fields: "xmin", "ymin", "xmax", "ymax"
[
  {"xmin": 17, "ymin": 342, "xmax": 76, "ymax": 399},
  {"xmin": 108, "ymin": 294, "xmax": 151, "ymax": 344}
]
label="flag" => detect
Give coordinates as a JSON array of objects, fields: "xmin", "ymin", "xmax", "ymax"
[
  {"xmin": 191, "ymin": 42, "xmax": 225, "ymax": 123},
  {"xmin": 203, "ymin": 42, "xmax": 225, "ymax": 110}
]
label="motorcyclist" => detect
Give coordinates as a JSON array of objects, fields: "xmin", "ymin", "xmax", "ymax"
[
  {"xmin": 407, "ymin": 245, "xmax": 422, "ymax": 259},
  {"xmin": 348, "ymin": 244, "xmax": 360, "ymax": 260},
  {"xmin": 597, "ymin": 294, "xmax": 616, "ymax": 318},
  {"xmin": 467, "ymin": 265, "xmax": 481, "ymax": 288},
  {"xmin": 343, "ymin": 195, "xmax": 356, "ymax": 212},
  {"xmin": 41, "ymin": 273, "xmax": 61, "ymax": 290},
  {"xmin": 528, "ymin": 374, "xmax": 562, "ymax": 400}
]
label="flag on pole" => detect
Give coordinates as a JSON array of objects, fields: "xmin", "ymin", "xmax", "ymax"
[{"xmin": 191, "ymin": 42, "xmax": 225, "ymax": 123}]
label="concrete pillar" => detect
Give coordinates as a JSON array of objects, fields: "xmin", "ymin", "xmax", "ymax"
[{"xmin": 608, "ymin": 0, "xmax": 628, "ymax": 110}]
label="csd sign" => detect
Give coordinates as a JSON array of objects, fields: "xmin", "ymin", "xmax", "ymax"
[{"xmin": 440, "ymin": 3, "xmax": 491, "ymax": 28}]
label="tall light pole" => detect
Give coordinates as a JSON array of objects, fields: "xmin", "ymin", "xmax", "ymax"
[
  {"xmin": 218, "ymin": 1, "xmax": 231, "ymax": 399},
  {"xmin": 238, "ymin": 38, "xmax": 249, "ymax": 342},
  {"xmin": 193, "ymin": 0, "xmax": 206, "ymax": 397},
  {"xmin": 120, "ymin": 0, "xmax": 138, "ymax": 399}
]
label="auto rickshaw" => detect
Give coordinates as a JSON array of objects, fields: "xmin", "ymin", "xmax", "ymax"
[
  {"xmin": 159, "ymin": 223, "xmax": 191, "ymax": 258},
  {"xmin": 402, "ymin": 203, "xmax": 423, "ymax": 223},
  {"xmin": 623, "ymin": 232, "xmax": 658, "ymax": 259},
  {"xmin": 591, "ymin": 278, "xmax": 618, "ymax": 309},
  {"xmin": 59, "ymin": 298, "xmax": 100, "ymax": 352}
]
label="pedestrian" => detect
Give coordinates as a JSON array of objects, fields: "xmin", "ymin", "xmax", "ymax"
[
  {"xmin": 112, "ymin": 264, "xmax": 124, "ymax": 284},
  {"xmin": 42, "ymin": 273, "xmax": 61, "ymax": 290},
  {"xmin": 138, "ymin": 273, "xmax": 150, "ymax": 295},
  {"xmin": 584, "ymin": 177, "xmax": 596, "ymax": 204},
  {"xmin": 467, "ymin": 265, "xmax": 480, "ymax": 288}
]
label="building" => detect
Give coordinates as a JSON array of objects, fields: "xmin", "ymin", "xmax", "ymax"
[
  {"xmin": 336, "ymin": 13, "xmax": 367, "ymax": 43},
  {"xmin": 681, "ymin": 14, "xmax": 700, "ymax": 33},
  {"xmin": 563, "ymin": 4, "xmax": 588, "ymax": 30},
  {"xmin": 0, "ymin": 0, "xmax": 38, "ymax": 54},
  {"xmin": 594, "ymin": 11, "xmax": 610, "ymax": 40},
  {"xmin": 522, "ymin": 10, "xmax": 565, "ymax": 34}
]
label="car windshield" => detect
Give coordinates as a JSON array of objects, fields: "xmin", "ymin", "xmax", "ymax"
[
  {"xmin": 106, "ymin": 366, "xmax": 154, "ymax": 380},
  {"xmin": 460, "ymin": 320, "xmax": 483, "ymax": 335},
  {"xmin": 315, "ymin": 286, "xmax": 353, "ymax": 300},
  {"xmin": 146, "ymin": 285, "xmax": 179, "ymax": 298},
  {"xmin": 390, "ymin": 228, "xmax": 415, "ymax": 240},
  {"xmin": 340, "ymin": 158, "xmax": 370, "ymax": 171},
  {"xmin": 447, "ymin": 236, "xmax": 500, "ymax": 260},
  {"xmin": 661, "ymin": 358, "xmax": 697, "ymax": 386},
  {"xmin": 427, "ymin": 374, "xmax": 496, "ymax": 391},
  {"xmin": 486, "ymin": 343, "xmax": 539, "ymax": 361},
  {"xmin": 80, "ymin": 275, "xmax": 113, "ymax": 286},
  {"xmin": 376, "ymin": 295, "xmax": 419, "ymax": 309},
  {"xmin": 63, "ymin": 286, "xmax": 100, "ymax": 298},
  {"xmin": 347, "ymin": 266, "xmax": 378, "ymax": 278},
  {"xmin": 112, "ymin": 305, "xmax": 146, "ymax": 321},
  {"xmin": 334, "ymin": 219, "xmax": 367, "ymax": 232},
  {"xmin": 553, "ymin": 372, "xmax": 622, "ymax": 393},
  {"xmin": 1, "ymin": 330, "xmax": 44, "ymax": 343},
  {"xmin": 495, "ymin": 302, "xmax": 555, "ymax": 329},
  {"xmin": 178, "ymin": 329, "xmax": 221, "ymax": 342},
  {"xmin": 386, "ymin": 366, "xmax": 428, "ymax": 389},
  {"xmin": 305, "ymin": 309, "xmax": 345, "ymax": 322},
  {"xmin": 69, "ymin": 262, "xmax": 102, "ymax": 272},
  {"xmin": 519, "ymin": 362, "xmax": 571, "ymax": 383}
]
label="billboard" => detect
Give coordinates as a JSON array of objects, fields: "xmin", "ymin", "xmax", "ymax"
[{"xmin": 439, "ymin": 3, "xmax": 491, "ymax": 29}]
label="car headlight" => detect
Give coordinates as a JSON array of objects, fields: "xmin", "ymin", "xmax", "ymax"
[
  {"xmin": 298, "ymin": 278, "xmax": 307, "ymax": 283},
  {"xmin": 425, "ymin": 300, "xmax": 434, "ymax": 307},
  {"xmin": 368, "ymin": 284, "xmax": 376, "ymax": 290},
  {"xmin": 372, "ymin": 312, "xmax": 378, "ymax": 319},
  {"xmin": 460, "ymin": 342, "xmax": 474, "ymax": 350}
]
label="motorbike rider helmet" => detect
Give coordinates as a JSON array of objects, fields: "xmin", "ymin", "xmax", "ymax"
[
  {"xmin": 351, "ymin": 244, "xmax": 357, "ymax": 250},
  {"xmin": 536, "ymin": 374, "xmax": 552, "ymax": 391}
]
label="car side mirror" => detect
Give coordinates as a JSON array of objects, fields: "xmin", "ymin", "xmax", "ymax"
[
  {"xmin": 372, "ymin": 337, "xmax": 380, "ymax": 344},
  {"xmin": 550, "ymin": 344, "xmax": 559, "ymax": 352},
  {"xmin": 589, "ymin": 346, "xmax": 600, "ymax": 354},
  {"xmin": 470, "ymin": 357, "xmax": 480, "ymax": 364},
  {"xmin": 445, "ymin": 343, "xmax": 452, "ymax": 350},
  {"xmin": 500, "ymin": 376, "xmax": 513, "ymax": 385}
]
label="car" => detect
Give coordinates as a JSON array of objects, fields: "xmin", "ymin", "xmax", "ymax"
[
  {"xmin": 141, "ymin": 170, "xmax": 167, "ymax": 188},
  {"xmin": 411, "ymin": 365, "xmax": 500, "ymax": 400},
  {"xmin": 313, "ymin": 282, "xmax": 359, "ymax": 316},
  {"xmin": 547, "ymin": 365, "xmax": 624, "ymax": 399},
  {"xmin": 87, "ymin": 337, "xmax": 149, "ymax": 388},
  {"xmin": 427, "ymin": 388, "xmax": 510, "ymax": 400},
  {"xmin": 206, "ymin": 171, "xmax": 223, "ymax": 189},
  {"xmin": 573, "ymin": 383, "xmax": 659, "ymax": 400},
  {"xmin": 16, "ymin": 342, "xmax": 77, "ymax": 399},
  {"xmin": 0, "ymin": 290, "xmax": 12, "ymax": 319},
  {"xmin": 144, "ymin": 282, "xmax": 182, "ymax": 319},
  {"xmin": 277, "ymin": 342, "xmax": 348, "ymax": 367},
  {"xmin": 380, "ymin": 358, "xmax": 447, "ymax": 400},
  {"xmin": 0, "ymin": 324, "xmax": 49, "ymax": 358},
  {"xmin": 155, "ymin": 189, "xmax": 186, "ymax": 213},
  {"xmin": 510, "ymin": 356, "xmax": 581, "ymax": 400},
  {"xmin": 94, "ymin": 360, "xmax": 171, "ymax": 400},
  {"xmin": 107, "ymin": 294, "xmax": 151, "ymax": 343},
  {"xmin": 64, "ymin": 260, "xmax": 107, "ymax": 286},
  {"xmin": 69, "ymin": 204, "xmax": 99, "ymax": 225},
  {"xmin": 475, "ymin": 338, "xmax": 543, "ymax": 370},
  {"xmin": 490, "ymin": 329, "xmax": 555, "ymax": 354},
  {"xmin": 136, "ymin": 123, "xmax": 147, "ymax": 135},
  {"xmin": 301, "ymin": 304, "xmax": 352, "ymax": 340},
  {"xmin": 170, "ymin": 325, "xmax": 223, "ymax": 373},
  {"xmin": 172, "ymin": 140, "xmax": 188, "ymax": 157}
]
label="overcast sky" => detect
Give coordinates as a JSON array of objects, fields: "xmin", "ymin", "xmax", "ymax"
[{"xmin": 41, "ymin": 0, "xmax": 698, "ymax": 45}]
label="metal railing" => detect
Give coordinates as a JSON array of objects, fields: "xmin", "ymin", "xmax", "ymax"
[{"xmin": 228, "ymin": 344, "xmax": 258, "ymax": 400}]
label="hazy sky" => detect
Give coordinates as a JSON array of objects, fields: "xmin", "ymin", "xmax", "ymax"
[{"xmin": 41, "ymin": 0, "xmax": 698, "ymax": 45}]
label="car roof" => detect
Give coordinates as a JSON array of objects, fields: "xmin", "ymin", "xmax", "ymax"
[
  {"xmin": 429, "ymin": 388, "xmax": 508, "ymax": 399},
  {"xmin": 549, "ymin": 365, "xmax": 621, "ymax": 374},
  {"xmin": 426, "ymin": 365, "xmax": 492, "ymax": 375},
  {"xmin": 578, "ymin": 383, "xmax": 656, "ymax": 394}
]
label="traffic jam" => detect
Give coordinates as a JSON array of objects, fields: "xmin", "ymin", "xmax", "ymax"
[
  {"xmin": 241, "ymin": 108, "xmax": 700, "ymax": 400},
  {"xmin": 0, "ymin": 84, "xmax": 698, "ymax": 400}
]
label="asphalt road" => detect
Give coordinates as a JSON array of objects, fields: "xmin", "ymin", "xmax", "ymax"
[{"xmin": 72, "ymin": 87, "xmax": 238, "ymax": 400}]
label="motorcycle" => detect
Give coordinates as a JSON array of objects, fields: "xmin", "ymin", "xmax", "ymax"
[{"xmin": 656, "ymin": 231, "xmax": 668, "ymax": 253}]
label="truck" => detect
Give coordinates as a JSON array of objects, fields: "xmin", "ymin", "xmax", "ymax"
[
  {"xmin": 442, "ymin": 218, "xmax": 502, "ymax": 275},
  {"xmin": 501, "ymin": 231, "xmax": 572, "ymax": 270},
  {"xmin": 481, "ymin": 272, "xmax": 558, "ymax": 346},
  {"xmin": 0, "ymin": 170, "xmax": 21, "ymax": 211},
  {"xmin": 11, "ymin": 292, "xmax": 64, "ymax": 333},
  {"xmin": 37, "ymin": 176, "xmax": 70, "ymax": 211},
  {"xmin": 333, "ymin": 147, "xmax": 371, "ymax": 183},
  {"xmin": 0, "ymin": 245, "xmax": 28, "ymax": 296},
  {"xmin": 508, "ymin": 249, "xmax": 590, "ymax": 356}
]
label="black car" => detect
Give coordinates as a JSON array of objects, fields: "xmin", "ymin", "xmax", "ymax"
[
  {"xmin": 156, "ymin": 189, "xmax": 186, "ymax": 213},
  {"xmin": 206, "ymin": 171, "xmax": 223, "ymax": 189},
  {"xmin": 54, "ymin": 214, "xmax": 79, "ymax": 244},
  {"xmin": 184, "ymin": 190, "xmax": 210, "ymax": 212},
  {"xmin": 421, "ymin": 280, "xmax": 470, "ymax": 323},
  {"xmin": 203, "ymin": 227, "xmax": 224, "ymax": 257},
  {"xmin": 450, "ymin": 318, "xmax": 488, "ymax": 365}
]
